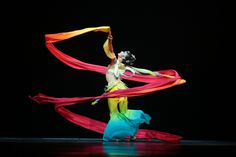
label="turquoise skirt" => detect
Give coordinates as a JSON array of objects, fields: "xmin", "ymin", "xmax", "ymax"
[{"xmin": 103, "ymin": 109, "xmax": 151, "ymax": 141}]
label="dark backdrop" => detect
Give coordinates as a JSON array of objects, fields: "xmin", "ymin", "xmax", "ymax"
[{"xmin": 2, "ymin": 1, "xmax": 232, "ymax": 141}]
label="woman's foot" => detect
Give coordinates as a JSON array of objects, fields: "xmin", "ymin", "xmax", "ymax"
[{"xmin": 130, "ymin": 136, "xmax": 136, "ymax": 141}]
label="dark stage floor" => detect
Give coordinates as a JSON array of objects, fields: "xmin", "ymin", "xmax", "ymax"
[{"xmin": 1, "ymin": 138, "xmax": 236, "ymax": 156}]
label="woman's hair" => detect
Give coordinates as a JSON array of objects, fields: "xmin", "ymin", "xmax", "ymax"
[{"xmin": 121, "ymin": 51, "xmax": 136, "ymax": 66}]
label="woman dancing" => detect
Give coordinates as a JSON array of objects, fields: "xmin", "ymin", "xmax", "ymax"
[
  {"xmin": 30, "ymin": 26, "xmax": 186, "ymax": 143},
  {"xmin": 97, "ymin": 33, "xmax": 175, "ymax": 141}
]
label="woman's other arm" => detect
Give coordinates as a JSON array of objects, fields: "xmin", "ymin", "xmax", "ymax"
[{"xmin": 130, "ymin": 67, "xmax": 174, "ymax": 78}]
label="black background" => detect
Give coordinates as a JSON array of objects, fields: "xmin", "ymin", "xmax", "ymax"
[{"xmin": 2, "ymin": 1, "xmax": 233, "ymax": 141}]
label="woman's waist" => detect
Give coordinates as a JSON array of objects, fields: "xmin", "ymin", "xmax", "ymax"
[{"xmin": 105, "ymin": 80, "xmax": 127, "ymax": 92}]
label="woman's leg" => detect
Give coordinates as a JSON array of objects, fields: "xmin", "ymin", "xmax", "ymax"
[
  {"xmin": 119, "ymin": 96, "xmax": 137, "ymax": 141},
  {"xmin": 108, "ymin": 97, "xmax": 119, "ymax": 114},
  {"xmin": 119, "ymin": 97, "xmax": 128, "ymax": 114}
]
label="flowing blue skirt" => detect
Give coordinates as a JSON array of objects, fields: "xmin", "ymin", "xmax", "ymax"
[{"xmin": 103, "ymin": 109, "xmax": 151, "ymax": 141}]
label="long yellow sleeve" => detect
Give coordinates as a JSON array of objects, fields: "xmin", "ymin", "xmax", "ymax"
[{"xmin": 103, "ymin": 38, "xmax": 116, "ymax": 60}]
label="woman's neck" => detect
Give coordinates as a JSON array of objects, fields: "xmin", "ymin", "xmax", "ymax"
[{"xmin": 117, "ymin": 57, "xmax": 123, "ymax": 63}]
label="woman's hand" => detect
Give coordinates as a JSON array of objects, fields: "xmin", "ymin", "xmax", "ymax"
[
  {"xmin": 108, "ymin": 35, "xmax": 113, "ymax": 39},
  {"xmin": 154, "ymin": 71, "xmax": 162, "ymax": 76},
  {"xmin": 155, "ymin": 72, "xmax": 175, "ymax": 78},
  {"xmin": 108, "ymin": 31, "xmax": 113, "ymax": 40}
]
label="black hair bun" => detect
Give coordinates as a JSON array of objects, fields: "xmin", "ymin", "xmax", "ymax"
[{"xmin": 122, "ymin": 51, "xmax": 136, "ymax": 66}]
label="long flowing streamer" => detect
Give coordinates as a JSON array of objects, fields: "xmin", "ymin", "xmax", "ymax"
[{"xmin": 31, "ymin": 26, "xmax": 186, "ymax": 143}]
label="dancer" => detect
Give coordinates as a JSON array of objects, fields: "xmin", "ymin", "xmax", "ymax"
[
  {"xmin": 93, "ymin": 33, "xmax": 175, "ymax": 141},
  {"xmin": 30, "ymin": 26, "xmax": 186, "ymax": 143}
]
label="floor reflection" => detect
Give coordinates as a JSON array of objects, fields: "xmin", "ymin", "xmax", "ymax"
[
  {"xmin": 1, "ymin": 138, "xmax": 236, "ymax": 157},
  {"xmin": 50, "ymin": 141, "xmax": 181, "ymax": 156}
]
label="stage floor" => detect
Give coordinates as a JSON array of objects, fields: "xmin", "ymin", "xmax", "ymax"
[{"xmin": 1, "ymin": 138, "xmax": 236, "ymax": 156}]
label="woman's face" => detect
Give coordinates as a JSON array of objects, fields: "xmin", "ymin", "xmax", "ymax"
[{"xmin": 118, "ymin": 51, "xmax": 127, "ymax": 60}]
